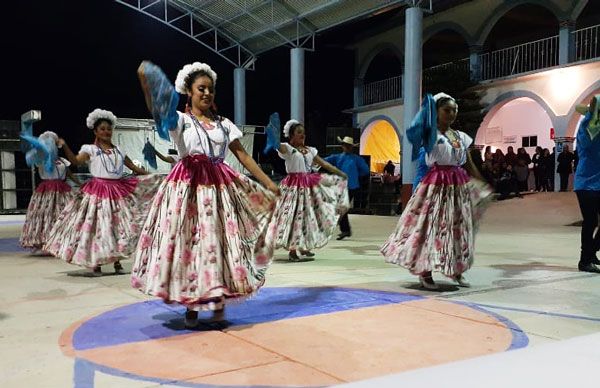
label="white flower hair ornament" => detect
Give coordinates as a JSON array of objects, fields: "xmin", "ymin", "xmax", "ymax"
[
  {"xmin": 39, "ymin": 131, "xmax": 61, "ymax": 148},
  {"xmin": 175, "ymin": 62, "xmax": 218, "ymax": 94},
  {"xmin": 39, "ymin": 131, "xmax": 58, "ymax": 142},
  {"xmin": 86, "ymin": 109, "xmax": 117, "ymax": 130},
  {"xmin": 433, "ymin": 92, "xmax": 458, "ymax": 112},
  {"xmin": 283, "ymin": 119, "xmax": 300, "ymax": 138}
]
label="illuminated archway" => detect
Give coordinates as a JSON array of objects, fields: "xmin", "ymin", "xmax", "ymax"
[
  {"xmin": 475, "ymin": 96, "xmax": 555, "ymax": 154},
  {"xmin": 360, "ymin": 118, "xmax": 400, "ymax": 172}
]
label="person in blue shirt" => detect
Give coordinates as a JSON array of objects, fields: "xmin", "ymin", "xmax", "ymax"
[
  {"xmin": 574, "ymin": 95, "xmax": 600, "ymax": 273},
  {"xmin": 324, "ymin": 136, "xmax": 370, "ymax": 240}
]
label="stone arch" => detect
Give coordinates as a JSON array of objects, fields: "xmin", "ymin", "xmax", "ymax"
[
  {"xmin": 360, "ymin": 115, "xmax": 401, "ymax": 172},
  {"xmin": 475, "ymin": 0, "xmax": 566, "ymax": 46},
  {"xmin": 565, "ymin": 78, "xmax": 600, "ymax": 137},
  {"xmin": 423, "ymin": 22, "xmax": 475, "ymax": 47},
  {"xmin": 480, "ymin": 90, "xmax": 558, "ymax": 130},
  {"xmin": 357, "ymin": 43, "xmax": 403, "ymax": 79},
  {"xmin": 476, "ymin": 90, "xmax": 558, "ymax": 154}
]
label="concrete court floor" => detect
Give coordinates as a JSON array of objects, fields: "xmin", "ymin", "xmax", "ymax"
[{"xmin": 1, "ymin": 191, "xmax": 599, "ymax": 387}]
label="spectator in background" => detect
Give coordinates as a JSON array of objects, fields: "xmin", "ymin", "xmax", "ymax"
[
  {"xmin": 493, "ymin": 148, "xmax": 505, "ymax": 166},
  {"xmin": 549, "ymin": 147, "xmax": 556, "ymax": 191},
  {"xmin": 540, "ymin": 148, "xmax": 553, "ymax": 191},
  {"xmin": 484, "ymin": 146, "xmax": 493, "ymax": 163},
  {"xmin": 532, "ymin": 146, "xmax": 543, "ymax": 191},
  {"xmin": 557, "ymin": 144, "xmax": 575, "ymax": 192},
  {"xmin": 325, "ymin": 136, "xmax": 370, "ymax": 240},
  {"xmin": 514, "ymin": 158, "xmax": 530, "ymax": 192},
  {"xmin": 505, "ymin": 146, "xmax": 518, "ymax": 167},
  {"xmin": 497, "ymin": 163, "xmax": 522, "ymax": 200},
  {"xmin": 516, "ymin": 147, "xmax": 531, "ymax": 165},
  {"xmin": 383, "ymin": 160, "xmax": 395, "ymax": 176}
]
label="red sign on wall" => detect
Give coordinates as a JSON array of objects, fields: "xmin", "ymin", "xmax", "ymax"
[{"xmin": 550, "ymin": 127, "xmax": 555, "ymax": 139}]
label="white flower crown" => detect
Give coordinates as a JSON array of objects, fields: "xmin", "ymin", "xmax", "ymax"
[
  {"xmin": 86, "ymin": 109, "xmax": 117, "ymax": 129},
  {"xmin": 433, "ymin": 92, "xmax": 458, "ymax": 112},
  {"xmin": 39, "ymin": 131, "xmax": 58, "ymax": 142},
  {"xmin": 283, "ymin": 119, "xmax": 301, "ymax": 138},
  {"xmin": 175, "ymin": 62, "xmax": 218, "ymax": 94}
]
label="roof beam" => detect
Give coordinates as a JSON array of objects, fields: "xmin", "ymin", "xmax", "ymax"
[
  {"xmin": 213, "ymin": 0, "xmax": 274, "ymax": 28},
  {"xmin": 115, "ymin": 0, "xmax": 256, "ymax": 69},
  {"xmin": 220, "ymin": 0, "xmax": 299, "ymax": 47},
  {"xmin": 239, "ymin": 0, "xmax": 341, "ymax": 44}
]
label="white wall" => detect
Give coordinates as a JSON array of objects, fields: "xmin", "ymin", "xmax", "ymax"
[
  {"xmin": 114, "ymin": 128, "xmax": 175, "ymax": 174},
  {"xmin": 475, "ymin": 97, "xmax": 554, "ymax": 154}
]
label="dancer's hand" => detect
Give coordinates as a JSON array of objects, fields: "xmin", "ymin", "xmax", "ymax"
[
  {"xmin": 266, "ymin": 181, "xmax": 280, "ymax": 196},
  {"xmin": 57, "ymin": 138, "xmax": 66, "ymax": 148}
]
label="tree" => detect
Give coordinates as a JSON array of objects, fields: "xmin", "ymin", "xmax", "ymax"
[{"xmin": 422, "ymin": 62, "xmax": 486, "ymax": 139}]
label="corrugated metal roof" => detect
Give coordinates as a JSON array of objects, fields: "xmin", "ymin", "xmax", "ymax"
[{"xmin": 171, "ymin": 0, "xmax": 406, "ymax": 54}]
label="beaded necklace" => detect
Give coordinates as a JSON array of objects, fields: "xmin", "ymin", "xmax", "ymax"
[
  {"xmin": 188, "ymin": 113, "xmax": 230, "ymax": 162},
  {"xmin": 441, "ymin": 128, "xmax": 466, "ymax": 165},
  {"xmin": 95, "ymin": 142, "xmax": 124, "ymax": 176},
  {"xmin": 290, "ymin": 144, "xmax": 312, "ymax": 172},
  {"xmin": 54, "ymin": 158, "xmax": 67, "ymax": 180}
]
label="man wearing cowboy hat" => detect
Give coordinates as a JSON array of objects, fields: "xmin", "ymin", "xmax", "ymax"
[
  {"xmin": 325, "ymin": 136, "xmax": 370, "ymax": 240},
  {"xmin": 574, "ymin": 95, "xmax": 600, "ymax": 273}
]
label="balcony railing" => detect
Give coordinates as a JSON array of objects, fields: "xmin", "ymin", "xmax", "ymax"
[
  {"xmin": 479, "ymin": 35, "xmax": 559, "ymax": 80},
  {"xmin": 361, "ymin": 75, "xmax": 402, "ymax": 106},
  {"xmin": 358, "ymin": 23, "xmax": 600, "ymax": 106},
  {"xmin": 574, "ymin": 24, "xmax": 600, "ymax": 62},
  {"xmin": 423, "ymin": 57, "xmax": 470, "ymax": 82}
]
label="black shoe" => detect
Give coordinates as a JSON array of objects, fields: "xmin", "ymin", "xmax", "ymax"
[
  {"xmin": 114, "ymin": 261, "xmax": 125, "ymax": 274},
  {"xmin": 288, "ymin": 251, "xmax": 314, "ymax": 262},
  {"xmin": 593, "ymin": 257, "xmax": 600, "ymax": 265},
  {"xmin": 89, "ymin": 266, "xmax": 102, "ymax": 277},
  {"xmin": 578, "ymin": 263, "xmax": 600, "ymax": 273},
  {"xmin": 336, "ymin": 232, "xmax": 351, "ymax": 241},
  {"xmin": 184, "ymin": 310, "xmax": 199, "ymax": 328}
]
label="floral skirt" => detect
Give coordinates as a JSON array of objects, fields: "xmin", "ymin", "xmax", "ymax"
[
  {"xmin": 44, "ymin": 175, "xmax": 162, "ymax": 268},
  {"xmin": 267, "ymin": 172, "xmax": 349, "ymax": 250},
  {"xmin": 130, "ymin": 155, "xmax": 277, "ymax": 311},
  {"xmin": 20, "ymin": 180, "xmax": 73, "ymax": 249},
  {"xmin": 381, "ymin": 165, "xmax": 492, "ymax": 277}
]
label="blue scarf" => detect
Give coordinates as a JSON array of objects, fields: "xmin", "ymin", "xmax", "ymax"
[{"xmin": 406, "ymin": 94, "xmax": 437, "ymax": 161}]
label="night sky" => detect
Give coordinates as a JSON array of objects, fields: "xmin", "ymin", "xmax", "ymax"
[
  {"xmin": 0, "ymin": 0, "xmax": 358, "ymax": 154},
  {"xmin": 3, "ymin": 1, "xmax": 593, "ymax": 152}
]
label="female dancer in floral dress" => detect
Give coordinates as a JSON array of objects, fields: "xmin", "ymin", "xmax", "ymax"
[
  {"xmin": 381, "ymin": 93, "xmax": 492, "ymax": 290},
  {"xmin": 20, "ymin": 131, "xmax": 81, "ymax": 253},
  {"xmin": 265, "ymin": 118, "xmax": 348, "ymax": 261},
  {"xmin": 44, "ymin": 109, "xmax": 160, "ymax": 276},
  {"xmin": 133, "ymin": 61, "xmax": 280, "ymax": 328}
]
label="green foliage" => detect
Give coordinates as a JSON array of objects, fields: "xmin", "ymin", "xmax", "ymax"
[{"xmin": 423, "ymin": 63, "xmax": 486, "ymax": 138}]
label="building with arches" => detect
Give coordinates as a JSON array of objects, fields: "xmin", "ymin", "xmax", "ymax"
[{"xmin": 347, "ymin": 0, "xmax": 599, "ymax": 192}]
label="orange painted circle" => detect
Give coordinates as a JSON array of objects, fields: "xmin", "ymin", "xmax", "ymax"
[{"xmin": 60, "ymin": 287, "xmax": 527, "ymax": 387}]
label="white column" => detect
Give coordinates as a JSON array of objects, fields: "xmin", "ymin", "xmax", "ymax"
[
  {"xmin": 290, "ymin": 48, "xmax": 305, "ymax": 122},
  {"xmin": 469, "ymin": 44, "xmax": 483, "ymax": 81},
  {"xmin": 401, "ymin": 6, "xmax": 423, "ymax": 187},
  {"xmin": 233, "ymin": 67, "xmax": 246, "ymax": 126},
  {"xmin": 559, "ymin": 19, "xmax": 575, "ymax": 65}
]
